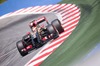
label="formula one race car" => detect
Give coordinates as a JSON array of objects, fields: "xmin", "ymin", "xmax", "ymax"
[{"xmin": 16, "ymin": 16, "xmax": 64, "ymax": 56}]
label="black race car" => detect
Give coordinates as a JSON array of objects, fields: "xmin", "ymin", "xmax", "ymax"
[{"xmin": 16, "ymin": 17, "xmax": 64, "ymax": 56}]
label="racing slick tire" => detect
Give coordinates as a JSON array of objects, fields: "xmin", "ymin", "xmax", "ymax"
[
  {"xmin": 51, "ymin": 19, "xmax": 64, "ymax": 34},
  {"xmin": 16, "ymin": 40, "xmax": 28, "ymax": 56},
  {"xmin": 47, "ymin": 24, "xmax": 59, "ymax": 39}
]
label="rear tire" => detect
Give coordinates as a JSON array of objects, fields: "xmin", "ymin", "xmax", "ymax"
[
  {"xmin": 47, "ymin": 24, "xmax": 56, "ymax": 34},
  {"xmin": 52, "ymin": 19, "xmax": 64, "ymax": 34},
  {"xmin": 16, "ymin": 41, "xmax": 28, "ymax": 56},
  {"xmin": 47, "ymin": 24, "xmax": 59, "ymax": 39}
]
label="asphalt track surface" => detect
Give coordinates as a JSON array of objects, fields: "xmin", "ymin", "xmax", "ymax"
[{"xmin": 0, "ymin": 13, "xmax": 58, "ymax": 66}]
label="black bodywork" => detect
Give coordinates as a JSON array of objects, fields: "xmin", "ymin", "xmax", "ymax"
[{"xmin": 16, "ymin": 17, "xmax": 64, "ymax": 56}]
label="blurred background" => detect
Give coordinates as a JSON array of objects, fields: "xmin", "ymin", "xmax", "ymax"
[
  {"xmin": 0, "ymin": 0, "xmax": 100, "ymax": 66},
  {"xmin": 0, "ymin": 0, "xmax": 61, "ymax": 16}
]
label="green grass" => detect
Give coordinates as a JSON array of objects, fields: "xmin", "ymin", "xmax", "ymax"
[
  {"xmin": 0, "ymin": 0, "xmax": 6, "ymax": 4},
  {"xmin": 41, "ymin": 0, "xmax": 100, "ymax": 66}
]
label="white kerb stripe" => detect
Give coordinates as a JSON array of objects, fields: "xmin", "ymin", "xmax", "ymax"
[
  {"xmin": 43, "ymin": 4, "xmax": 60, "ymax": 12},
  {"xmin": 28, "ymin": 6, "xmax": 40, "ymax": 12},
  {"xmin": 29, "ymin": 55, "xmax": 50, "ymax": 66},
  {"xmin": 62, "ymin": 7, "xmax": 79, "ymax": 17},
  {"xmin": 49, "ymin": 4, "xmax": 66, "ymax": 12},
  {"xmin": 62, "ymin": 14, "xmax": 80, "ymax": 24},
  {"xmin": 62, "ymin": 9, "xmax": 80, "ymax": 20},
  {"xmin": 63, "ymin": 16, "xmax": 80, "ymax": 27}
]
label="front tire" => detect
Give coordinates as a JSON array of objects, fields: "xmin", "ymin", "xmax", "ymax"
[{"xmin": 16, "ymin": 41, "xmax": 28, "ymax": 56}]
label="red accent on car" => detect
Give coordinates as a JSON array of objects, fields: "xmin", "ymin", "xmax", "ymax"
[
  {"xmin": 42, "ymin": 37, "xmax": 47, "ymax": 41},
  {"xmin": 26, "ymin": 45, "xmax": 33, "ymax": 50},
  {"xmin": 36, "ymin": 16, "xmax": 48, "ymax": 24},
  {"xmin": 43, "ymin": 16, "xmax": 48, "ymax": 23},
  {"xmin": 27, "ymin": 32, "xmax": 31, "ymax": 35}
]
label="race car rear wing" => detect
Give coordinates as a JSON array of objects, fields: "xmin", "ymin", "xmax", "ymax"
[{"xmin": 36, "ymin": 16, "xmax": 49, "ymax": 24}]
